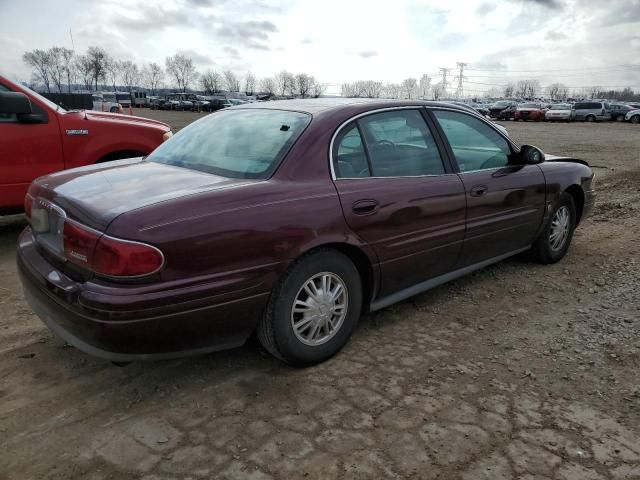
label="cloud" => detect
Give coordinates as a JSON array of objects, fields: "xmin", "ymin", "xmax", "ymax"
[
  {"xmin": 111, "ymin": 5, "xmax": 191, "ymax": 30},
  {"xmin": 599, "ymin": 0, "xmax": 640, "ymax": 26},
  {"xmin": 435, "ymin": 32, "xmax": 468, "ymax": 50},
  {"xmin": 175, "ymin": 49, "xmax": 215, "ymax": 66},
  {"xmin": 545, "ymin": 30, "xmax": 567, "ymax": 41},
  {"xmin": 301, "ymin": 38, "xmax": 313, "ymax": 44},
  {"xmin": 476, "ymin": 2, "xmax": 497, "ymax": 15},
  {"xmin": 510, "ymin": 0, "xmax": 564, "ymax": 9},
  {"xmin": 358, "ymin": 50, "xmax": 378, "ymax": 58},
  {"xmin": 216, "ymin": 19, "xmax": 278, "ymax": 50}
]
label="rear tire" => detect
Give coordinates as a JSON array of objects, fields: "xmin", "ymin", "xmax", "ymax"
[
  {"xmin": 257, "ymin": 249, "xmax": 362, "ymax": 366},
  {"xmin": 586, "ymin": 115, "xmax": 596, "ymax": 122},
  {"xmin": 530, "ymin": 193, "xmax": 576, "ymax": 264}
]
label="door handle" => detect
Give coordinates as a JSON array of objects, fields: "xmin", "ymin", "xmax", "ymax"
[
  {"xmin": 352, "ymin": 199, "xmax": 379, "ymax": 215},
  {"xmin": 470, "ymin": 185, "xmax": 488, "ymax": 197}
]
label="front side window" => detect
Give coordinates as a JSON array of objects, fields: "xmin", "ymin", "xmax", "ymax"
[
  {"xmin": 148, "ymin": 109, "xmax": 311, "ymax": 179},
  {"xmin": 433, "ymin": 110, "xmax": 511, "ymax": 172},
  {"xmin": 358, "ymin": 110, "xmax": 445, "ymax": 177},
  {"xmin": 0, "ymin": 83, "xmax": 17, "ymax": 123}
]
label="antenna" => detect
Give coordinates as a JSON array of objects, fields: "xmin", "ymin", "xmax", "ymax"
[{"xmin": 454, "ymin": 62, "xmax": 469, "ymax": 99}]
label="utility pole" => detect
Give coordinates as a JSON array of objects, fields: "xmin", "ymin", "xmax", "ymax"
[
  {"xmin": 454, "ymin": 62, "xmax": 469, "ymax": 99},
  {"xmin": 438, "ymin": 67, "xmax": 452, "ymax": 97}
]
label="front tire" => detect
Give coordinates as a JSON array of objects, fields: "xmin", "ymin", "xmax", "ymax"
[
  {"xmin": 530, "ymin": 193, "xmax": 576, "ymax": 264},
  {"xmin": 631, "ymin": 115, "xmax": 640, "ymax": 124},
  {"xmin": 257, "ymin": 249, "xmax": 362, "ymax": 366}
]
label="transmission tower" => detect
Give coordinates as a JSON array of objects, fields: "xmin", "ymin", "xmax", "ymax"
[
  {"xmin": 454, "ymin": 62, "xmax": 469, "ymax": 99},
  {"xmin": 438, "ymin": 67, "xmax": 452, "ymax": 96}
]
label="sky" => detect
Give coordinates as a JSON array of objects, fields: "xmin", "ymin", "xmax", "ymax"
[{"xmin": 1, "ymin": 0, "xmax": 639, "ymax": 96}]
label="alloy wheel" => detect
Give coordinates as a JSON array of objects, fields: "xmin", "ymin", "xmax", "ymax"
[
  {"xmin": 290, "ymin": 272, "xmax": 348, "ymax": 346},
  {"xmin": 549, "ymin": 206, "xmax": 571, "ymax": 251}
]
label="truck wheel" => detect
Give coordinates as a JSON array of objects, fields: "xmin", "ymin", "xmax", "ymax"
[
  {"xmin": 257, "ymin": 249, "xmax": 362, "ymax": 366},
  {"xmin": 530, "ymin": 193, "xmax": 576, "ymax": 264}
]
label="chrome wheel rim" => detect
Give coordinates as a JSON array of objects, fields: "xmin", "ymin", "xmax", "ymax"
[
  {"xmin": 549, "ymin": 206, "xmax": 571, "ymax": 251},
  {"xmin": 291, "ymin": 272, "xmax": 348, "ymax": 346}
]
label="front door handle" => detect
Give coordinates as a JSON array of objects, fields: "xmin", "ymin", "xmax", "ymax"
[
  {"xmin": 470, "ymin": 185, "xmax": 488, "ymax": 197},
  {"xmin": 352, "ymin": 199, "xmax": 379, "ymax": 215}
]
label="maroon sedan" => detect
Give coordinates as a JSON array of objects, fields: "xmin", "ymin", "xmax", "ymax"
[
  {"xmin": 17, "ymin": 100, "xmax": 595, "ymax": 365},
  {"xmin": 514, "ymin": 103, "xmax": 547, "ymax": 121}
]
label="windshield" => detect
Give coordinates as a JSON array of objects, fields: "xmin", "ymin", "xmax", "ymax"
[
  {"xmin": 551, "ymin": 104, "xmax": 570, "ymax": 110},
  {"xmin": 493, "ymin": 101, "xmax": 510, "ymax": 107},
  {"xmin": 148, "ymin": 109, "xmax": 311, "ymax": 179}
]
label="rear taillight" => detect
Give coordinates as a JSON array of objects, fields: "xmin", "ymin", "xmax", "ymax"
[
  {"xmin": 63, "ymin": 221, "xmax": 164, "ymax": 278},
  {"xmin": 24, "ymin": 195, "xmax": 33, "ymax": 219}
]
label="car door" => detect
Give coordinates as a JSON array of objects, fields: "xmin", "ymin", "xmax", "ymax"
[
  {"xmin": 0, "ymin": 83, "xmax": 64, "ymax": 211},
  {"xmin": 430, "ymin": 108, "xmax": 546, "ymax": 267},
  {"xmin": 332, "ymin": 109, "xmax": 466, "ymax": 297}
]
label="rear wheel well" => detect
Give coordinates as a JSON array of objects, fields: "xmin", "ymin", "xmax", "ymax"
[
  {"xmin": 304, "ymin": 243, "xmax": 375, "ymax": 313},
  {"xmin": 565, "ymin": 185, "xmax": 585, "ymax": 225},
  {"xmin": 97, "ymin": 150, "xmax": 147, "ymax": 163}
]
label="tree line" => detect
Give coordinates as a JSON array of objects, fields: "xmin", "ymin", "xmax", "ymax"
[{"xmin": 22, "ymin": 46, "xmax": 327, "ymax": 98}]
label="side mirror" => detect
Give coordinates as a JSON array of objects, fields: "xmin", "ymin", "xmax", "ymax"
[
  {"xmin": 0, "ymin": 91, "xmax": 33, "ymax": 115},
  {"xmin": 520, "ymin": 144, "xmax": 545, "ymax": 164}
]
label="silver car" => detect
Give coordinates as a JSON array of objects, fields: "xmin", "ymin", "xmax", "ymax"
[
  {"xmin": 572, "ymin": 101, "xmax": 611, "ymax": 122},
  {"xmin": 625, "ymin": 109, "xmax": 640, "ymax": 124},
  {"xmin": 545, "ymin": 103, "xmax": 573, "ymax": 121}
]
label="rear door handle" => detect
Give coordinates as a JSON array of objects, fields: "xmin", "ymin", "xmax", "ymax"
[
  {"xmin": 352, "ymin": 199, "xmax": 379, "ymax": 215},
  {"xmin": 470, "ymin": 185, "xmax": 488, "ymax": 197}
]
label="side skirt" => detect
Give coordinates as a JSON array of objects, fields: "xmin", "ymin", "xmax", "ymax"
[{"xmin": 370, "ymin": 246, "xmax": 531, "ymax": 312}]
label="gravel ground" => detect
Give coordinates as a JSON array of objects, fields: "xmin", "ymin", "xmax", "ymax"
[{"xmin": 1, "ymin": 118, "xmax": 639, "ymax": 480}]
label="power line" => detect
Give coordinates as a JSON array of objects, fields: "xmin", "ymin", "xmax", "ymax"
[{"xmin": 466, "ymin": 63, "xmax": 640, "ymax": 73}]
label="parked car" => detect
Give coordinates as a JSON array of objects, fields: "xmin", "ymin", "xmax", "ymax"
[
  {"xmin": 609, "ymin": 103, "xmax": 635, "ymax": 122},
  {"xmin": 496, "ymin": 103, "xmax": 518, "ymax": 121},
  {"xmin": 131, "ymin": 91, "xmax": 148, "ymax": 107},
  {"xmin": 206, "ymin": 98, "xmax": 233, "ymax": 112},
  {"xmin": 514, "ymin": 103, "xmax": 546, "ymax": 121},
  {"xmin": 0, "ymin": 74, "xmax": 172, "ymax": 213},
  {"xmin": 625, "ymin": 109, "xmax": 640, "ymax": 124},
  {"xmin": 572, "ymin": 101, "xmax": 611, "ymax": 122},
  {"xmin": 148, "ymin": 96, "xmax": 166, "ymax": 110},
  {"xmin": 488, "ymin": 100, "xmax": 517, "ymax": 118},
  {"xmin": 17, "ymin": 100, "xmax": 595, "ymax": 365},
  {"xmin": 92, "ymin": 94, "xmax": 122, "ymax": 113},
  {"xmin": 545, "ymin": 103, "xmax": 573, "ymax": 122}
]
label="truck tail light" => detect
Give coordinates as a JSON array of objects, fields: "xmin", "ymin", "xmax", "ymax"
[{"xmin": 63, "ymin": 221, "xmax": 164, "ymax": 278}]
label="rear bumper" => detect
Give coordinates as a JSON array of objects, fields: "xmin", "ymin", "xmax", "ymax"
[{"xmin": 17, "ymin": 229, "xmax": 270, "ymax": 361}]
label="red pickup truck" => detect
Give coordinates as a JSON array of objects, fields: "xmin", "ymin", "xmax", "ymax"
[{"xmin": 0, "ymin": 75, "xmax": 172, "ymax": 214}]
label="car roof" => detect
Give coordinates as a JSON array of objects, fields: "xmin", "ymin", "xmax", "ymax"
[{"xmin": 230, "ymin": 97, "xmax": 475, "ymax": 115}]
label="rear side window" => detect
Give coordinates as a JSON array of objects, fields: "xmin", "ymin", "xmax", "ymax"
[
  {"xmin": 148, "ymin": 109, "xmax": 311, "ymax": 179},
  {"xmin": 358, "ymin": 110, "xmax": 445, "ymax": 177},
  {"xmin": 334, "ymin": 123, "xmax": 370, "ymax": 178}
]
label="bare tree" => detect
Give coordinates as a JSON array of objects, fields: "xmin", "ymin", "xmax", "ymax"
[
  {"xmin": 516, "ymin": 79, "xmax": 540, "ymax": 98},
  {"xmin": 120, "ymin": 60, "xmax": 141, "ymax": 92},
  {"xmin": 311, "ymin": 81, "xmax": 326, "ymax": 98},
  {"xmin": 341, "ymin": 83, "xmax": 360, "ymax": 98},
  {"xmin": 274, "ymin": 70, "xmax": 293, "ymax": 97},
  {"xmin": 104, "ymin": 57, "xmax": 121, "ymax": 91},
  {"xmin": 259, "ymin": 77, "xmax": 276, "ymax": 96},
  {"xmin": 383, "ymin": 83, "xmax": 402, "ymax": 99},
  {"xmin": 200, "ymin": 70, "xmax": 221, "ymax": 94},
  {"xmin": 589, "ymin": 86, "xmax": 600, "ymax": 99},
  {"xmin": 60, "ymin": 48, "xmax": 76, "ymax": 92},
  {"xmin": 401, "ymin": 78, "xmax": 418, "ymax": 99},
  {"xmin": 432, "ymin": 83, "xmax": 445, "ymax": 100},
  {"xmin": 244, "ymin": 72, "xmax": 256, "ymax": 95},
  {"xmin": 75, "ymin": 55, "xmax": 94, "ymax": 91},
  {"xmin": 503, "ymin": 83, "xmax": 515, "ymax": 98},
  {"xmin": 86, "ymin": 46, "xmax": 109, "ymax": 91},
  {"xmin": 418, "ymin": 74, "xmax": 431, "ymax": 99},
  {"xmin": 165, "ymin": 54, "xmax": 197, "ymax": 92},
  {"xmin": 294, "ymin": 73, "xmax": 314, "ymax": 98},
  {"xmin": 223, "ymin": 70, "xmax": 240, "ymax": 92},
  {"xmin": 548, "ymin": 82, "xmax": 569, "ymax": 101},
  {"xmin": 22, "ymin": 49, "xmax": 52, "ymax": 92},
  {"xmin": 142, "ymin": 62, "xmax": 164, "ymax": 94},
  {"xmin": 48, "ymin": 47, "xmax": 74, "ymax": 93}
]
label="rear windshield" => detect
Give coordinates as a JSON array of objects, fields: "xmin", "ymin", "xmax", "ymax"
[
  {"xmin": 148, "ymin": 109, "xmax": 311, "ymax": 179},
  {"xmin": 521, "ymin": 103, "xmax": 540, "ymax": 108}
]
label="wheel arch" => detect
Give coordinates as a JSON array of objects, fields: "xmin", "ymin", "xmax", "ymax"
[{"xmin": 565, "ymin": 184, "xmax": 585, "ymax": 225}]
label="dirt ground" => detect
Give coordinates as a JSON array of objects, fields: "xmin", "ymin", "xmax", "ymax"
[{"xmin": 1, "ymin": 117, "xmax": 639, "ymax": 480}]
